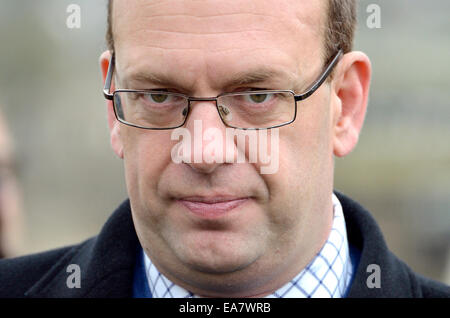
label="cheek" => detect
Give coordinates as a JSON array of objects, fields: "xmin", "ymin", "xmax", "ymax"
[
  {"xmin": 260, "ymin": 95, "xmax": 334, "ymax": 224},
  {"xmin": 290, "ymin": 92, "xmax": 334, "ymax": 171},
  {"xmin": 121, "ymin": 129, "xmax": 175, "ymax": 207}
]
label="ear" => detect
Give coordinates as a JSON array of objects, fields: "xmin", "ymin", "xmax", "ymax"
[
  {"xmin": 99, "ymin": 50, "xmax": 124, "ymax": 159},
  {"xmin": 331, "ymin": 51, "xmax": 371, "ymax": 157}
]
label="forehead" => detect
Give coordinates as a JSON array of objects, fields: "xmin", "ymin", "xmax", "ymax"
[{"xmin": 112, "ymin": 0, "xmax": 326, "ymax": 89}]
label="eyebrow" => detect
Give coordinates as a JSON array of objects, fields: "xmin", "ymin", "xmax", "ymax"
[
  {"xmin": 119, "ymin": 72, "xmax": 176, "ymax": 89},
  {"xmin": 119, "ymin": 67, "xmax": 297, "ymax": 91},
  {"xmin": 224, "ymin": 68, "xmax": 289, "ymax": 87}
]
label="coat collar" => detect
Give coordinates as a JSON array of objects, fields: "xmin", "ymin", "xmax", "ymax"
[
  {"xmin": 25, "ymin": 192, "xmax": 418, "ymax": 297},
  {"xmin": 335, "ymin": 192, "xmax": 418, "ymax": 297}
]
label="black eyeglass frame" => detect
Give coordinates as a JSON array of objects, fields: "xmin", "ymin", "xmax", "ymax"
[{"xmin": 103, "ymin": 49, "xmax": 343, "ymax": 130}]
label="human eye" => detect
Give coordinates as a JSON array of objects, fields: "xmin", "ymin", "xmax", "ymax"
[
  {"xmin": 238, "ymin": 91, "xmax": 278, "ymax": 109},
  {"xmin": 125, "ymin": 91, "xmax": 185, "ymax": 113},
  {"xmin": 244, "ymin": 92, "xmax": 273, "ymax": 104},
  {"xmin": 138, "ymin": 91, "xmax": 185, "ymax": 108},
  {"xmin": 145, "ymin": 92, "xmax": 171, "ymax": 104}
]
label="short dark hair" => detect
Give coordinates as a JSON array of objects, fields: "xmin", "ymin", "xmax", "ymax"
[{"xmin": 106, "ymin": 0, "xmax": 356, "ymax": 61}]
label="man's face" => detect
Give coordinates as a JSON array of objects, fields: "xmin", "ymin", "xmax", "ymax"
[{"xmin": 108, "ymin": 0, "xmax": 341, "ymax": 296}]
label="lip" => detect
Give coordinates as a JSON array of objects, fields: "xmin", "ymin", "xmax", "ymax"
[{"xmin": 177, "ymin": 196, "xmax": 250, "ymax": 218}]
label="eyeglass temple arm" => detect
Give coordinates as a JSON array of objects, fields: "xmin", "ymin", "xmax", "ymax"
[
  {"xmin": 103, "ymin": 53, "xmax": 115, "ymax": 100},
  {"xmin": 294, "ymin": 49, "xmax": 343, "ymax": 102}
]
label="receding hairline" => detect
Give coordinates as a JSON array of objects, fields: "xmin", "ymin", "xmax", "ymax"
[{"xmin": 106, "ymin": 0, "xmax": 356, "ymax": 62}]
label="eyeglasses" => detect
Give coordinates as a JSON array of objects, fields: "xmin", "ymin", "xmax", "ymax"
[{"xmin": 103, "ymin": 49, "xmax": 342, "ymax": 130}]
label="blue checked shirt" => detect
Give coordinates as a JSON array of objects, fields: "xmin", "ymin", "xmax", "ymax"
[{"xmin": 136, "ymin": 194, "xmax": 354, "ymax": 298}]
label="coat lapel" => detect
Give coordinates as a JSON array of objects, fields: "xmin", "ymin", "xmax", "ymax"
[{"xmin": 336, "ymin": 191, "xmax": 418, "ymax": 297}]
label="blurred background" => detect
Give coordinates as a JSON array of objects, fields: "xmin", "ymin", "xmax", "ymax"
[{"xmin": 0, "ymin": 0, "xmax": 449, "ymax": 284}]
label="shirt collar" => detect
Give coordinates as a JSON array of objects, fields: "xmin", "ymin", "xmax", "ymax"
[{"xmin": 142, "ymin": 193, "xmax": 353, "ymax": 298}]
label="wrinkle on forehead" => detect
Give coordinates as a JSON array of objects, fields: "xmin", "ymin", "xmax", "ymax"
[
  {"xmin": 112, "ymin": 0, "xmax": 326, "ymax": 92},
  {"xmin": 113, "ymin": 0, "xmax": 324, "ymax": 49}
]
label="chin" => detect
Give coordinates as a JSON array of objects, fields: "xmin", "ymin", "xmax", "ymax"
[
  {"xmin": 186, "ymin": 256, "xmax": 253, "ymax": 275},
  {"xmin": 173, "ymin": 232, "xmax": 263, "ymax": 275}
]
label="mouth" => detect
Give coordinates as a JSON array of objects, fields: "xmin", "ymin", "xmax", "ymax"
[{"xmin": 176, "ymin": 196, "xmax": 250, "ymax": 218}]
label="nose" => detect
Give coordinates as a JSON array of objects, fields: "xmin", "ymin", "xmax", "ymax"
[{"xmin": 181, "ymin": 100, "xmax": 238, "ymax": 174}]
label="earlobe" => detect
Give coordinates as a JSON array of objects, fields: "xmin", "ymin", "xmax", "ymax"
[
  {"xmin": 332, "ymin": 51, "xmax": 371, "ymax": 157},
  {"xmin": 100, "ymin": 50, "xmax": 124, "ymax": 159}
]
